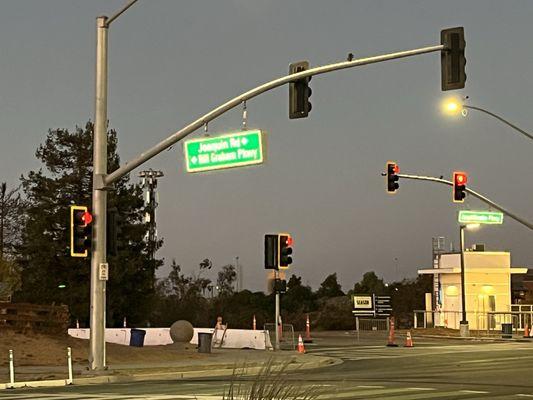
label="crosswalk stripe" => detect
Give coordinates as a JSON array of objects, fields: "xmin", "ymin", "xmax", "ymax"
[
  {"xmin": 317, "ymin": 387, "xmax": 422, "ymax": 399},
  {"xmin": 387, "ymin": 390, "xmax": 473, "ymax": 399}
]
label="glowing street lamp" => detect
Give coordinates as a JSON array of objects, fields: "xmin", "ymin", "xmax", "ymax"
[
  {"xmin": 442, "ymin": 97, "xmax": 533, "ymax": 141},
  {"xmin": 441, "ymin": 97, "xmax": 464, "ymax": 116}
]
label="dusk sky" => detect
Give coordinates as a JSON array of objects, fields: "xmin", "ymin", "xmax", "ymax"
[{"xmin": 1, "ymin": 0, "xmax": 531, "ymax": 292}]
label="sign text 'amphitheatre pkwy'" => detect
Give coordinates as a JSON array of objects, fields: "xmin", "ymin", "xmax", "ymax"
[{"xmin": 184, "ymin": 130, "xmax": 265, "ymax": 173}]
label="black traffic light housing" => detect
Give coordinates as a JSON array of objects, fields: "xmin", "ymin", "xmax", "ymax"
[
  {"xmin": 289, "ymin": 61, "xmax": 312, "ymax": 119},
  {"xmin": 386, "ymin": 161, "xmax": 400, "ymax": 194},
  {"xmin": 273, "ymin": 278, "xmax": 287, "ymax": 294},
  {"xmin": 264, "ymin": 234, "xmax": 278, "ymax": 269},
  {"xmin": 70, "ymin": 205, "xmax": 92, "ymax": 257},
  {"xmin": 278, "ymin": 233, "xmax": 293, "ymax": 269},
  {"xmin": 441, "ymin": 27, "xmax": 466, "ymax": 91},
  {"xmin": 107, "ymin": 207, "xmax": 122, "ymax": 256},
  {"xmin": 453, "ymin": 171, "xmax": 467, "ymax": 203}
]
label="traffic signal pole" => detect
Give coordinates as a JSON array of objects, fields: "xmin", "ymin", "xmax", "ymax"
[
  {"xmin": 90, "ymin": 0, "xmax": 138, "ymax": 372},
  {"xmin": 90, "ymin": 15, "xmax": 109, "ymax": 371},
  {"xmin": 396, "ymin": 173, "xmax": 533, "ymax": 231},
  {"xmin": 90, "ymin": 30, "xmax": 451, "ymax": 369},
  {"xmin": 275, "ymin": 272, "xmax": 280, "ymax": 351},
  {"xmin": 103, "ymin": 43, "xmax": 444, "ymax": 187}
]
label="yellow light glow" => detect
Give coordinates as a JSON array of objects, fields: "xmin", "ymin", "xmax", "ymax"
[
  {"xmin": 442, "ymin": 98, "xmax": 463, "ymax": 116},
  {"xmin": 445, "ymin": 285, "xmax": 459, "ymax": 296},
  {"xmin": 481, "ymin": 285, "xmax": 494, "ymax": 294},
  {"xmin": 466, "ymin": 223, "xmax": 481, "ymax": 231}
]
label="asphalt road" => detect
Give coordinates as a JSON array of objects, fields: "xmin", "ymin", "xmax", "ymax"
[{"xmin": 2, "ymin": 332, "xmax": 533, "ymax": 399}]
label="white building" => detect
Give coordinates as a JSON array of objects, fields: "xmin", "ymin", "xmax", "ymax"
[{"xmin": 418, "ymin": 247, "xmax": 527, "ymax": 330}]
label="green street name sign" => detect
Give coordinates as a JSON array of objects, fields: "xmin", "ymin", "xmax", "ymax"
[
  {"xmin": 458, "ymin": 210, "xmax": 504, "ymax": 225},
  {"xmin": 184, "ymin": 130, "xmax": 264, "ymax": 173}
]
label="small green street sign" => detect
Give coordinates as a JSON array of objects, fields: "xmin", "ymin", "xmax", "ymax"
[
  {"xmin": 184, "ymin": 130, "xmax": 264, "ymax": 173},
  {"xmin": 458, "ymin": 210, "xmax": 504, "ymax": 225}
]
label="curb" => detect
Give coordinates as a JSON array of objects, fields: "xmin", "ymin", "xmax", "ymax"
[
  {"xmin": 0, "ymin": 355, "xmax": 339, "ymax": 390},
  {"xmin": 414, "ymin": 334, "xmax": 532, "ymax": 342}
]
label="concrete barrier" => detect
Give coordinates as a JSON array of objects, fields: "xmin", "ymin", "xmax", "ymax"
[{"xmin": 67, "ymin": 327, "xmax": 271, "ymax": 350}]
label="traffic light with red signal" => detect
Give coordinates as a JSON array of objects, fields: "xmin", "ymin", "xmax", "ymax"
[
  {"xmin": 386, "ymin": 161, "xmax": 400, "ymax": 194},
  {"xmin": 453, "ymin": 171, "xmax": 467, "ymax": 203},
  {"xmin": 264, "ymin": 233, "xmax": 293, "ymax": 270},
  {"xmin": 278, "ymin": 233, "xmax": 293, "ymax": 269},
  {"xmin": 70, "ymin": 205, "xmax": 93, "ymax": 257}
]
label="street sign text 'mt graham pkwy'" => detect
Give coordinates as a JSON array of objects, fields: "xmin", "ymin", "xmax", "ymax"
[{"xmin": 184, "ymin": 130, "xmax": 265, "ymax": 173}]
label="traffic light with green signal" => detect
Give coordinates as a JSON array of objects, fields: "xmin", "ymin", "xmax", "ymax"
[
  {"xmin": 70, "ymin": 205, "xmax": 92, "ymax": 257},
  {"xmin": 289, "ymin": 61, "xmax": 312, "ymax": 119},
  {"xmin": 386, "ymin": 161, "xmax": 400, "ymax": 194},
  {"xmin": 441, "ymin": 27, "xmax": 466, "ymax": 91},
  {"xmin": 453, "ymin": 171, "xmax": 467, "ymax": 203}
]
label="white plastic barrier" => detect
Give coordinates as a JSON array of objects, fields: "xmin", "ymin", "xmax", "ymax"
[{"xmin": 67, "ymin": 327, "xmax": 271, "ymax": 350}]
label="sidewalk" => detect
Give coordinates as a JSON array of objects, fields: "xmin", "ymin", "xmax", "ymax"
[
  {"xmin": 1, "ymin": 348, "xmax": 339, "ymax": 389},
  {"xmin": 408, "ymin": 327, "xmax": 533, "ymax": 342}
]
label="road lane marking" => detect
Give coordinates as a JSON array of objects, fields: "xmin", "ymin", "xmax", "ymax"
[
  {"xmin": 390, "ymin": 391, "xmax": 473, "ymax": 399},
  {"xmin": 356, "ymin": 385, "xmax": 385, "ymax": 388},
  {"xmin": 516, "ymin": 395, "xmax": 533, "ymax": 397},
  {"xmin": 460, "ymin": 389, "xmax": 490, "ymax": 394}
]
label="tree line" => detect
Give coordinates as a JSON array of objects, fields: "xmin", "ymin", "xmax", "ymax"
[{"xmin": 0, "ymin": 122, "xmax": 430, "ymax": 330}]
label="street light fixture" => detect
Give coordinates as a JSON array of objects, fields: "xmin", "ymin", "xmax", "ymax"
[{"xmin": 442, "ymin": 97, "xmax": 533, "ymax": 141}]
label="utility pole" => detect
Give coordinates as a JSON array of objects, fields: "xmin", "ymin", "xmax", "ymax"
[{"xmin": 139, "ymin": 169, "xmax": 164, "ymax": 262}]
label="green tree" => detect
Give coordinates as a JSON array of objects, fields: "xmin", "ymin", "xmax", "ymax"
[
  {"xmin": 0, "ymin": 183, "xmax": 24, "ymax": 260},
  {"xmin": 283, "ymin": 274, "xmax": 315, "ymax": 313},
  {"xmin": 15, "ymin": 122, "xmax": 162, "ymax": 326},
  {"xmin": 0, "ymin": 258, "xmax": 21, "ymax": 301},
  {"xmin": 316, "ymin": 273, "xmax": 344, "ymax": 299},
  {"xmin": 217, "ymin": 264, "xmax": 237, "ymax": 296},
  {"xmin": 351, "ymin": 271, "xmax": 386, "ymax": 295}
]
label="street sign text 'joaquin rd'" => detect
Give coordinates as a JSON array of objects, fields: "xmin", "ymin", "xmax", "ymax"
[{"xmin": 184, "ymin": 130, "xmax": 264, "ymax": 173}]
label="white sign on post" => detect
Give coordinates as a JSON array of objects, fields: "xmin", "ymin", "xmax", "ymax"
[
  {"xmin": 352, "ymin": 294, "xmax": 375, "ymax": 316},
  {"xmin": 99, "ymin": 263, "xmax": 109, "ymax": 281}
]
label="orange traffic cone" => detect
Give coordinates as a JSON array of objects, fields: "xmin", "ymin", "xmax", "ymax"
[
  {"xmin": 387, "ymin": 317, "xmax": 398, "ymax": 347},
  {"xmin": 524, "ymin": 324, "xmax": 530, "ymax": 338},
  {"xmin": 297, "ymin": 334, "xmax": 306, "ymax": 353},
  {"xmin": 304, "ymin": 314, "xmax": 313, "ymax": 343},
  {"xmin": 404, "ymin": 331, "xmax": 414, "ymax": 347}
]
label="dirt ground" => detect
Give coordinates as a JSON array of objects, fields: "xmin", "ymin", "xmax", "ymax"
[{"xmin": 0, "ymin": 329, "xmax": 202, "ymax": 367}]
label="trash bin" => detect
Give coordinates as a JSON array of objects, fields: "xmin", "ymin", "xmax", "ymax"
[
  {"xmin": 501, "ymin": 323, "xmax": 513, "ymax": 339},
  {"xmin": 130, "ymin": 328, "xmax": 146, "ymax": 347},
  {"xmin": 198, "ymin": 332, "xmax": 213, "ymax": 353}
]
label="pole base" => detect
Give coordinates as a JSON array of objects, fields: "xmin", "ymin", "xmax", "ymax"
[{"xmin": 459, "ymin": 321, "xmax": 469, "ymax": 338}]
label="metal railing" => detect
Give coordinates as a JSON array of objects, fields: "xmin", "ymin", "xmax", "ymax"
[
  {"xmin": 413, "ymin": 309, "xmax": 531, "ymax": 335},
  {"xmin": 355, "ymin": 317, "xmax": 390, "ymax": 331},
  {"xmin": 264, "ymin": 323, "xmax": 295, "ymax": 350}
]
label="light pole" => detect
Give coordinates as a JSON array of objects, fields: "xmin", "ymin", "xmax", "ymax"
[
  {"xmin": 443, "ymin": 97, "xmax": 533, "ymax": 142},
  {"xmin": 459, "ymin": 223, "xmax": 480, "ymax": 338},
  {"xmin": 90, "ymin": 0, "xmax": 138, "ymax": 371}
]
